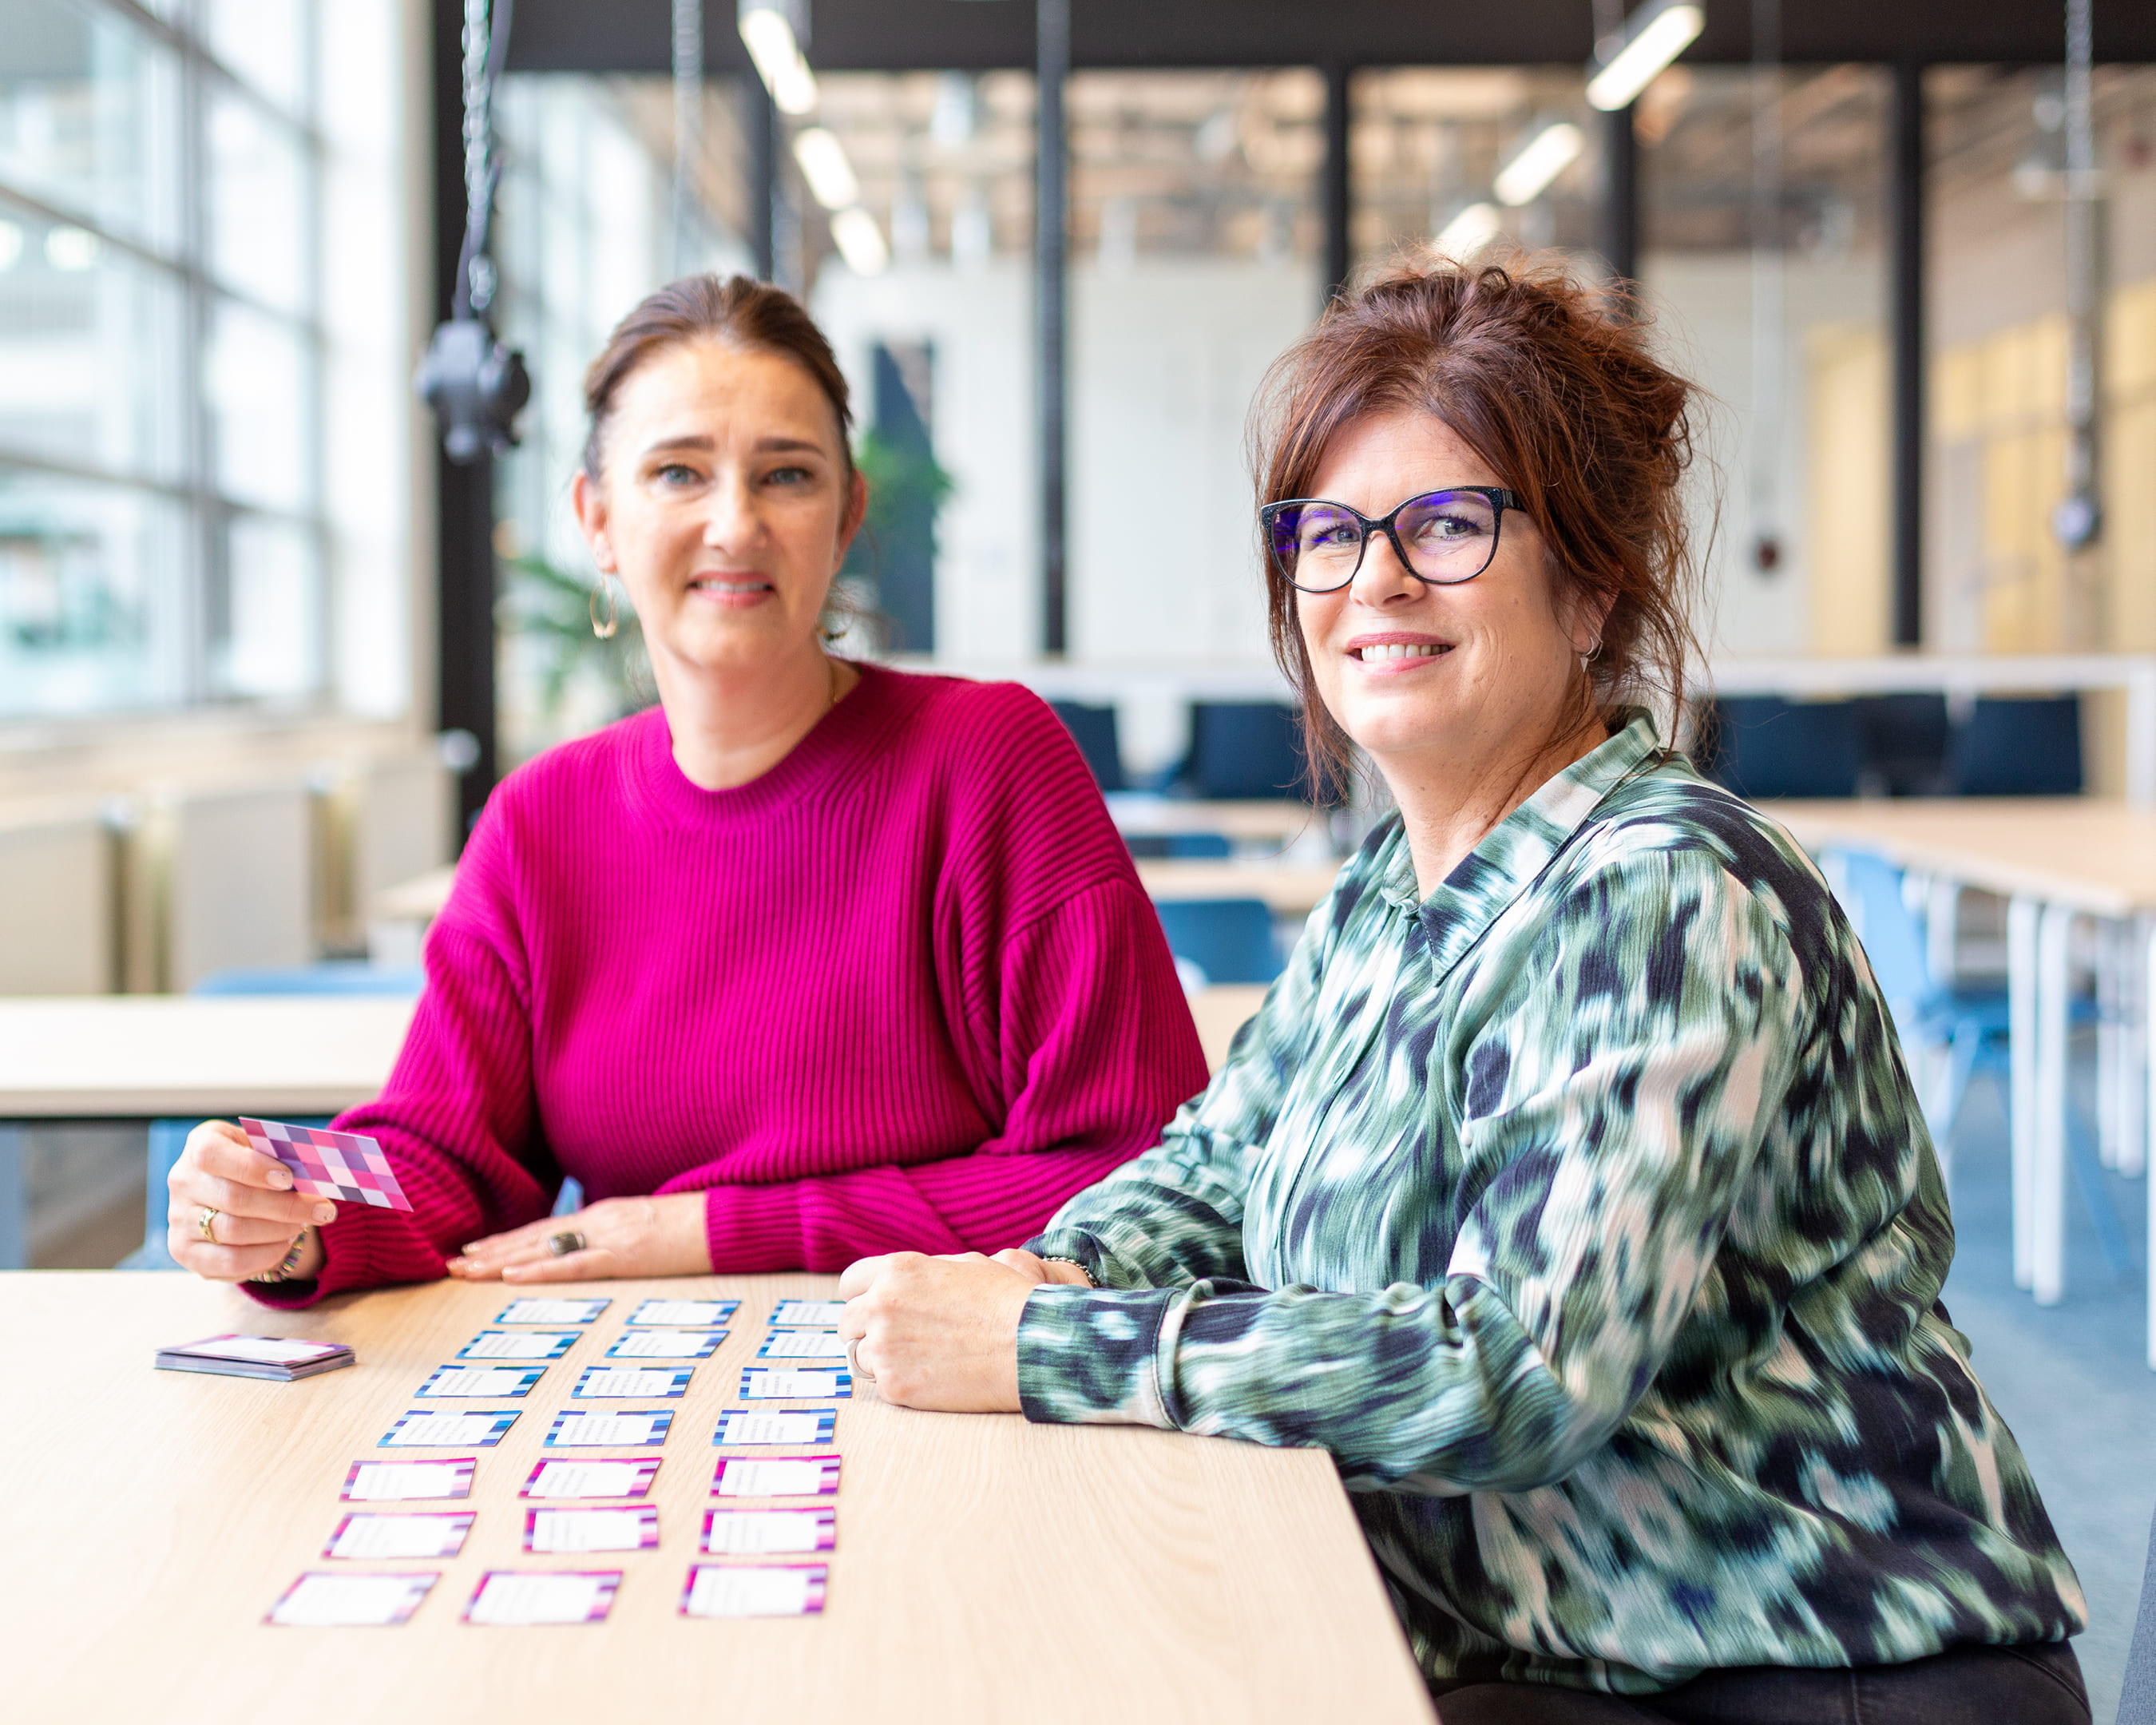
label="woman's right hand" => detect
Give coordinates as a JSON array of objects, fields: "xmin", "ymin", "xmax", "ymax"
[{"xmin": 168, "ymin": 1120, "xmax": 334, "ymax": 1282}]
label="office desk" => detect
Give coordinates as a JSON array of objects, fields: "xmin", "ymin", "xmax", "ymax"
[
  {"xmin": 1757, "ymin": 799, "xmax": 2156, "ymax": 1350},
  {"xmin": 1135, "ymin": 857, "xmax": 1345, "ymax": 917},
  {"xmin": 0, "ymin": 1272, "xmax": 1434, "ymax": 1725}
]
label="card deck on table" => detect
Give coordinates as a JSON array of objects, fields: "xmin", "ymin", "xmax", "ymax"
[
  {"xmin": 343, "ymin": 1459, "xmax": 476, "ymax": 1502},
  {"xmin": 711, "ymin": 1453, "xmax": 842, "ymax": 1498},
  {"xmin": 545, "ymin": 1408, "xmax": 672, "ymax": 1448},
  {"xmin": 324, "ymin": 1512, "xmax": 475, "ymax": 1560},
  {"xmin": 495, "ymin": 1298, "xmax": 609, "ymax": 1326},
  {"xmin": 711, "ymin": 1408, "xmax": 838, "ymax": 1446},
  {"xmin": 418, "ymin": 1365, "xmax": 545, "ymax": 1399},
  {"xmin": 458, "ymin": 1330, "xmax": 578, "ymax": 1361},
  {"xmin": 573, "ymin": 1365, "xmax": 692, "ymax": 1400},
  {"xmin": 755, "ymin": 1328, "xmax": 847, "ymax": 1360},
  {"xmin": 155, "ymin": 1334, "xmax": 354, "ymax": 1381},
  {"xmin": 524, "ymin": 1505, "xmax": 660, "ymax": 1554},
  {"xmin": 465, "ymin": 1570, "xmax": 620, "ymax": 1626},
  {"xmin": 605, "ymin": 1329, "xmax": 727, "ymax": 1360},
  {"xmin": 240, "ymin": 1117, "xmax": 411, "ymax": 1211},
  {"xmin": 627, "ymin": 1299, "xmax": 739, "ymax": 1326},
  {"xmin": 702, "ymin": 1507, "xmax": 836, "ymax": 1556},
  {"xmin": 380, "ymin": 1410, "xmax": 518, "ymax": 1448},
  {"xmin": 680, "ymin": 1564, "xmax": 826, "ymax": 1618},
  {"xmin": 739, "ymin": 1367, "xmax": 852, "ymax": 1400},
  {"xmin": 268, "ymin": 1572, "xmax": 437, "ymax": 1628},
  {"xmin": 767, "ymin": 1299, "xmax": 846, "ymax": 1328},
  {"xmin": 521, "ymin": 1458, "xmax": 663, "ymax": 1500}
]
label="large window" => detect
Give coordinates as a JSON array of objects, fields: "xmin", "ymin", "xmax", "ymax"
[{"xmin": 0, "ymin": 0, "xmax": 409, "ymax": 724}]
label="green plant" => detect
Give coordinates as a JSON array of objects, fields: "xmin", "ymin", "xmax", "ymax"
[{"xmin": 498, "ymin": 551, "xmax": 651, "ymax": 720}]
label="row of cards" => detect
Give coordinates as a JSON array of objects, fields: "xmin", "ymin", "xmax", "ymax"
[
  {"xmin": 323, "ymin": 1504, "xmax": 838, "ymax": 1559},
  {"xmin": 418, "ymin": 1332, "xmax": 844, "ymax": 1398},
  {"xmin": 340, "ymin": 1453, "xmax": 842, "ymax": 1501},
  {"xmin": 486, "ymin": 1297, "xmax": 844, "ymax": 1329},
  {"xmin": 380, "ymin": 1375, "xmax": 850, "ymax": 1452},
  {"xmin": 271, "ymin": 1564, "xmax": 827, "ymax": 1626}
]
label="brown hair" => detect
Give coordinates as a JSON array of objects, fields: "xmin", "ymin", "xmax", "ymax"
[
  {"xmin": 1251, "ymin": 252, "xmax": 1702, "ymax": 795},
  {"xmin": 581, "ymin": 273, "xmax": 857, "ymax": 494}
]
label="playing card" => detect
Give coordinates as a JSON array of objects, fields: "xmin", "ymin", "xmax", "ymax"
[
  {"xmin": 496, "ymin": 1298, "xmax": 609, "ymax": 1326},
  {"xmin": 626, "ymin": 1299, "xmax": 739, "ymax": 1326},
  {"xmin": 680, "ymin": 1564, "xmax": 826, "ymax": 1618},
  {"xmin": 702, "ymin": 1507, "xmax": 835, "ymax": 1555},
  {"xmin": 711, "ymin": 1454, "xmax": 842, "ymax": 1498},
  {"xmin": 605, "ymin": 1330, "xmax": 727, "ymax": 1360},
  {"xmin": 520, "ymin": 1459, "xmax": 661, "ymax": 1500},
  {"xmin": 324, "ymin": 1512, "xmax": 474, "ymax": 1560},
  {"xmin": 524, "ymin": 1506, "xmax": 660, "ymax": 1554},
  {"xmin": 544, "ymin": 1409, "xmax": 672, "ymax": 1448},
  {"xmin": 379, "ymin": 1409, "xmax": 518, "ymax": 1448},
  {"xmin": 573, "ymin": 1366, "xmax": 692, "ymax": 1400},
  {"xmin": 755, "ymin": 1329, "xmax": 847, "ymax": 1360},
  {"xmin": 711, "ymin": 1409, "xmax": 838, "ymax": 1446},
  {"xmin": 418, "ymin": 1365, "xmax": 544, "ymax": 1399},
  {"xmin": 341, "ymin": 1459, "xmax": 474, "ymax": 1501},
  {"xmin": 268, "ymin": 1572, "xmax": 436, "ymax": 1627},
  {"xmin": 739, "ymin": 1367, "xmax": 851, "ymax": 1400},
  {"xmin": 464, "ymin": 1570, "xmax": 620, "ymax": 1626},
  {"xmin": 240, "ymin": 1117, "xmax": 411, "ymax": 1211},
  {"xmin": 767, "ymin": 1299, "xmax": 846, "ymax": 1327},
  {"xmin": 458, "ymin": 1330, "xmax": 579, "ymax": 1361}
]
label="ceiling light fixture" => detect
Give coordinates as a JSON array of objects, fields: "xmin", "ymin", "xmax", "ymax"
[
  {"xmin": 1493, "ymin": 121, "xmax": 1585, "ymax": 205},
  {"xmin": 1587, "ymin": 0, "xmax": 1705, "ymax": 113},
  {"xmin": 793, "ymin": 127, "xmax": 859, "ymax": 211},
  {"xmin": 1435, "ymin": 201, "xmax": 1503, "ymax": 256},
  {"xmin": 830, "ymin": 208, "xmax": 889, "ymax": 276},
  {"xmin": 738, "ymin": 2, "xmax": 817, "ymax": 116}
]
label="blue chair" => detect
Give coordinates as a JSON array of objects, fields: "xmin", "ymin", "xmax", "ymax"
[
  {"xmin": 1187, "ymin": 702, "xmax": 1312, "ymax": 801},
  {"xmin": 1948, "ymin": 696, "xmax": 2082, "ymax": 795},
  {"xmin": 121, "ymin": 962, "xmax": 427, "ymax": 1269},
  {"xmin": 1154, "ymin": 898, "xmax": 1282, "ymax": 987},
  {"xmin": 1833, "ymin": 849, "xmax": 2128, "ymax": 1275},
  {"xmin": 1702, "ymin": 696, "xmax": 1862, "ymax": 799},
  {"xmin": 1854, "ymin": 692, "xmax": 1951, "ymax": 797},
  {"xmin": 1045, "ymin": 700, "xmax": 1127, "ymax": 792},
  {"xmin": 1125, "ymin": 832, "xmax": 1232, "ymax": 859}
]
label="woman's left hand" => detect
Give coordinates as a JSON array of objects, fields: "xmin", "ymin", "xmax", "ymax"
[
  {"xmin": 837, "ymin": 1250, "xmax": 1075, "ymax": 1412},
  {"xmin": 446, "ymin": 1194, "xmax": 711, "ymax": 1283}
]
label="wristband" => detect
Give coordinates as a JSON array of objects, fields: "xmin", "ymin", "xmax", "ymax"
[
  {"xmin": 1039, "ymin": 1255, "xmax": 1096, "ymax": 1287},
  {"xmin": 249, "ymin": 1227, "xmax": 313, "ymax": 1285}
]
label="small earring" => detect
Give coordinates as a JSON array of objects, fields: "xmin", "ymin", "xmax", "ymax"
[
  {"xmin": 1578, "ymin": 636, "xmax": 1603, "ymax": 673},
  {"xmin": 590, "ymin": 572, "xmax": 619, "ymax": 640}
]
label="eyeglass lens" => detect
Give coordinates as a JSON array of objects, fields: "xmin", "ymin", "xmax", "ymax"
[{"xmin": 1272, "ymin": 490, "xmax": 1500, "ymax": 590}]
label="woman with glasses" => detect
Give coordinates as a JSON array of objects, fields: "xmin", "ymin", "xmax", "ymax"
[
  {"xmin": 163, "ymin": 275, "xmax": 1206, "ymax": 1299},
  {"xmin": 838, "ymin": 258, "xmax": 2088, "ymax": 1723}
]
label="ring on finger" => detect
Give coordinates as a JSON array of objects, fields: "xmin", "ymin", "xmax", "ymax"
[
  {"xmin": 196, "ymin": 1206, "xmax": 220, "ymax": 1245},
  {"xmin": 846, "ymin": 1336, "xmax": 875, "ymax": 1385},
  {"xmin": 547, "ymin": 1230, "xmax": 586, "ymax": 1257}
]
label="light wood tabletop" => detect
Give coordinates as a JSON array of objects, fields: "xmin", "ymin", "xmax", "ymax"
[
  {"xmin": 0, "ymin": 994, "xmax": 418, "ymax": 1117},
  {"xmin": 1104, "ymin": 796, "xmax": 1330, "ymax": 841},
  {"xmin": 0, "ymin": 1272, "xmax": 1434, "ymax": 1724},
  {"xmin": 1135, "ymin": 857, "xmax": 1345, "ymax": 915},
  {"xmin": 1754, "ymin": 799, "xmax": 2156, "ymax": 916}
]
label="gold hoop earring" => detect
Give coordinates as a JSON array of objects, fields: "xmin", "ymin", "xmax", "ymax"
[{"xmin": 590, "ymin": 573, "xmax": 619, "ymax": 640}]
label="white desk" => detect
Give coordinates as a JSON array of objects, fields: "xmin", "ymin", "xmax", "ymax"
[{"xmin": 1761, "ymin": 800, "xmax": 2156, "ymax": 1355}]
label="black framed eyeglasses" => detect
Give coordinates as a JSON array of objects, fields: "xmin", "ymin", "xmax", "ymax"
[{"xmin": 1259, "ymin": 486, "xmax": 1525, "ymax": 593}]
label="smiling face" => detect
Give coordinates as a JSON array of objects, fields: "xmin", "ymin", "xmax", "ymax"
[
  {"xmin": 1295, "ymin": 406, "xmax": 1599, "ymax": 791},
  {"xmin": 572, "ymin": 339, "xmax": 865, "ymax": 685}
]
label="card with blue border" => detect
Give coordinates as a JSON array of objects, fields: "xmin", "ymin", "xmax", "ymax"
[
  {"xmin": 545, "ymin": 1408, "xmax": 673, "ymax": 1448},
  {"xmin": 739, "ymin": 1366, "xmax": 851, "ymax": 1400},
  {"xmin": 626, "ymin": 1298, "xmax": 739, "ymax": 1326},
  {"xmin": 418, "ymin": 1365, "xmax": 545, "ymax": 1399},
  {"xmin": 604, "ymin": 1330, "xmax": 726, "ymax": 1361},
  {"xmin": 379, "ymin": 1409, "xmax": 518, "ymax": 1448},
  {"xmin": 495, "ymin": 1298, "xmax": 609, "ymax": 1326},
  {"xmin": 458, "ymin": 1330, "xmax": 577, "ymax": 1362},
  {"xmin": 573, "ymin": 1365, "xmax": 692, "ymax": 1400},
  {"xmin": 755, "ymin": 1329, "xmax": 846, "ymax": 1361},
  {"xmin": 712, "ymin": 1407, "xmax": 838, "ymax": 1445}
]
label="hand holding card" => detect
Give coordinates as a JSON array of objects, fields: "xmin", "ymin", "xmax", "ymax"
[{"xmin": 163, "ymin": 1120, "xmax": 339, "ymax": 1284}]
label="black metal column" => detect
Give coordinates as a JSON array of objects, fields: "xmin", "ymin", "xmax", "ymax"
[
  {"xmin": 1321, "ymin": 62, "xmax": 1351, "ymax": 310},
  {"xmin": 1889, "ymin": 59, "xmax": 1925, "ymax": 648},
  {"xmin": 1601, "ymin": 102, "xmax": 1639, "ymax": 295},
  {"xmin": 433, "ymin": 0, "xmax": 496, "ymax": 839},
  {"xmin": 1036, "ymin": 0, "xmax": 1068, "ymax": 656},
  {"xmin": 745, "ymin": 69, "xmax": 775, "ymax": 281}
]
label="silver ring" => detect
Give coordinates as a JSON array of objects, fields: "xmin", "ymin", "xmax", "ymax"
[
  {"xmin": 846, "ymin": 1336, "xmax": 874, "ymax": 1384},
  {"xmin": 547, "ymin": 1230, "xmax": 586, "ymax": 1256}
]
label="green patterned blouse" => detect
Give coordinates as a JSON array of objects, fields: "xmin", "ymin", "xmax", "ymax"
[{"xmin": 1017, "ymin": 712, "xmax": 2084, "ymax": 1695}]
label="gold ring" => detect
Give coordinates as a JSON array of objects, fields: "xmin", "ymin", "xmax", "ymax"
[{"xmin": 196, "ymin": 1206, "xmax": 220, "ymax": 1245}]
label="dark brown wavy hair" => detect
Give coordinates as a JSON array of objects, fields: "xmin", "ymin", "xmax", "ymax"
[
  {"xmin": 1250, "ymin": 254, "xmax": 1703, "ymax": 795},
  {"xmin": 581, "ymin": 272, "xmax": 857, "ymax": 501}
]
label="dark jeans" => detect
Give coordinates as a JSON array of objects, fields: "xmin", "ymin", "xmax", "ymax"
[{"xmin": 1431, "ymin": 1640, "xmax": 2090, "ymax": 1725}]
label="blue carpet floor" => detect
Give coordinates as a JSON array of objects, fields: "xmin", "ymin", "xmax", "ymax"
[{"xmin": 1937, "ymin": 1057, "xmax": 2153, "ymax": 1724}]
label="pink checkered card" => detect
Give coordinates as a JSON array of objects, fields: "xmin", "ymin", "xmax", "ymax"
[{"xmin": 241, "ymin": 1117, "xmax": 412, "ymax": 1211}]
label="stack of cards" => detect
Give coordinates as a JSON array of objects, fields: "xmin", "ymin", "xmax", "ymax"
[{"xmin": 157, "ymin": 1334, "xmax": 354, "ymax": 1381}]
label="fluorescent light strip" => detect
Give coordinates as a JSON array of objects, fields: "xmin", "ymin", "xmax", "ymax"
[
  {"xmin": 1586, "ymin": 2, "xmax": 1705, "ymax": 113},
  {"xmin": 792, "ymin": 128, "xmax": 859, "ymax": 211},
  {"xmin": 830, "ymin": 208, "xmax": 889, "ymax": 276},
  {"xmin": 1493, "ymin": 123, "xmax": 1585, "ymax": 207},
  {"xmin": 1435, "ymin": 202, "xmax": 1503, "ymax": 257},
  {"xmin": 739, "ymin": 6, "xmax": 818, "ymax": 116}
]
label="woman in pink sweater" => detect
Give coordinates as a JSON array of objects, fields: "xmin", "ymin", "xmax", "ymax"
[{"xmin": 164, "ymin": 276, "xmax": 1207, "ymax": 1302}]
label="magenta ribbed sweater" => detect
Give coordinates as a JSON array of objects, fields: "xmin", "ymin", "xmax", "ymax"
[{"xmin": 252, "ymin": 665, "xmax": 1207, "ymax": 1307}]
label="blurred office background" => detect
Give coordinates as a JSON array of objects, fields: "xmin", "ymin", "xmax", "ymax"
[{"xmin": 4, "ymin": 2, "xmax": 2156, "ymax": 1704}]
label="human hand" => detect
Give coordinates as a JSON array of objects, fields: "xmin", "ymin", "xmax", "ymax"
[
  {"xmin": 444, "ymin": 1193, "xmax": 712, "ymax": 1283},
  {"xmin": 167, "ymin": 1120, "xmax": 333, "ymax": 1283},
  {"xmin": 836, "ymin": 1251, "xmax": 1051, "ymax": 1412}
]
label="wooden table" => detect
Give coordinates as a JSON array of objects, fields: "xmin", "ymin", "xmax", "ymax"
[
  {"xmin": 0, "ymin": 1272, "xmax": 1434, "ymax": 1723},
  {"xmin": 1135, "ymin": 858, "xmax": 1345, "ymax": 917},
  {"xmin": 1757, "ymin": 799, "xmax": 2156, "ymax": 1352},
  {"xmin": 1104, "ymin": 795, "xmax": 1330, "ymax": 843}
]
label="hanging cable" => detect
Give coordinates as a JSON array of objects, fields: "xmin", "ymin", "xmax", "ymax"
[
  {"xmin": 417, "ymin": 0, "xmax": 530, "ymax": 463},
  {"xmin": 672, "ymin": 0, "xmax": 704, "ymax": 277},
  {"xmin": 2055, "ymin": 0, "xmax": 2103, "ymax": 553},
  {"xmin": 1747, "ymin": 0, "xmax": 1784, "ymax": 574}
]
